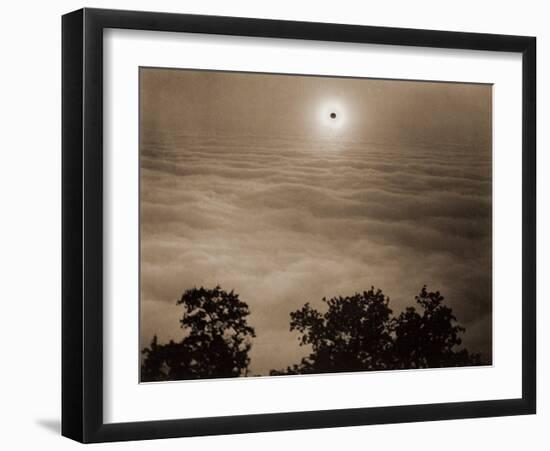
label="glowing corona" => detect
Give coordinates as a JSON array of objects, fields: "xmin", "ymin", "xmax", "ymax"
[{"xmin": 316, "ymin": 99, "xmax": 351, "ymax": 135}]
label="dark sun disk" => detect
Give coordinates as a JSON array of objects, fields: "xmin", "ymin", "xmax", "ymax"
[{"xmin": 330, "ymin": 112, "xmax": 337, "ymax": 119}]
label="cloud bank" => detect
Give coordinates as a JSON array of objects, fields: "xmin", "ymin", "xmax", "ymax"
[{"xmin": 140, "ymin": 132, "xmax": 492, "ymax": 375}]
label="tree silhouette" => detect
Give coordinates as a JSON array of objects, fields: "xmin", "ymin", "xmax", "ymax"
[
  {"xmin": 271, "ymin": 285, "xmax": 480, "ymax": 375},
  {"xmin": 141, "ymin": 286, "xmax": 255, "ymax": 382},
  {"xmin": 142, "ymin": 284, "xmax": 481, "ymax": 381},
  {"xmin": 271, "ymin": 288, "xmax": 393, "ymax": 375},
  {"xmin": 392, "ymin": 286, "xmax": 480, "ymax": 369}
]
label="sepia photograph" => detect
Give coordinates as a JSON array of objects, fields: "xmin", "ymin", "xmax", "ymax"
[{"xmin": 139, "ymin": 67, "xmax": 493, "ymax": 382}]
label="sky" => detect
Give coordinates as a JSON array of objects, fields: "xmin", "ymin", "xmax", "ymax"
[{"xmin": 139, "ymin": 67, "xmax": 493, "ymax": 376}]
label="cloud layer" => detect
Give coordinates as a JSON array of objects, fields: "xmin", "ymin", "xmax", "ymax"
[{"xmin": 140, "ymin": 131, "xmax": 492, "ymax": 375}]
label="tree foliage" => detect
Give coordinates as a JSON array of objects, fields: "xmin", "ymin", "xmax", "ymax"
[
  {"xmin": 142, "ymin": 284, "xmax": 481, "ymax": 381},
  {"xmin": 392, "ymin": 286, "xmax": 479, "ymax": 369},
  {"xmin": 141, "ymin": 286, "xmax": 255, "ymax": 382},
  {"xmin": 271, "ymin": 285, "xmax": 480, "ymax": 375},
  {"xmin": 273, "ymin": 288, "xmax": 394, "ymax": 375}
]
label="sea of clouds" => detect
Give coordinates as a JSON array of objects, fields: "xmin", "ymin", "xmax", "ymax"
[{"xmin": 140, "ymin": 132, "xmax": 492, "ymax": 375}]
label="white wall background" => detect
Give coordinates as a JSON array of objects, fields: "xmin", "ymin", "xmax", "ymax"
[{"xmin": 0, "ymin": 0, "xmax": 546, "ymax": 449}]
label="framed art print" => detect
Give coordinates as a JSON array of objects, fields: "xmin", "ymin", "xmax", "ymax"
[{"xmin": 62, "ymin": 8, "xmax": 536, "ymax": 443}]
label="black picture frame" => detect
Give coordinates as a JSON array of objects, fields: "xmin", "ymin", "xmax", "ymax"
[{"xmin": 62, "ymin": 7, "xmax": 536, "ymax": 443}]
